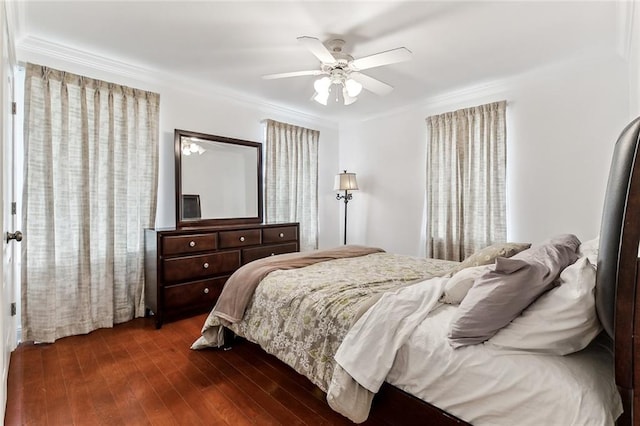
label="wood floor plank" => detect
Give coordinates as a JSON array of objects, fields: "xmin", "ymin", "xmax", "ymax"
[
  {"xmin": 163, "ymin": 368, "xmax": 227, "ymax": 425},
  {"xmin": 222, "ymin": 347, "xmax": 334, "ymax": 425},
  {"xmin": 153, "ymin": 319, "xmax": 284, "ymax": 425},
  {"xmin": 199, "ymin": 385, "xmax": 254, "ymax": 426},
  {"xmin": 42, "ymin": 345, "xmax": 75, "ymax": 425},
  {"xmin": 181, "ymin": 348, "xmax": 282, "ymax": 424},
  {"xmin": 65, "ymin": 379, "xmax": 103, "ymax": 425},
  {"xmin": 164, "ymin": 325, "xmax": 293, "ymax": 425},
  {"xmin": 224, "ymin": 346, "xmax": 351, "ymax": 426},
  {"xmin": 17, "ymin": 343, "xmax": 44, "ymax": 386},
  {"xmin": 122, "ymin": 338, "xmax": 185, "ymax": 425},
  {"xmin": 125, "ymin": 370, "xmax": 171, "ymax": 426},
  {"xmin": 96, "ymin": 339, "xmax": 152, "ymax": 425},
  {"xmin": 178, "ymin": 354, "xmax": 252, "ymax": 425},
  {"xmin": 204, "ymin": 350, "xmax": 307, "ymax": 425}
]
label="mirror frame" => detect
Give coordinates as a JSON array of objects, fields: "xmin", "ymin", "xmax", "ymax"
[{"xmin": 174, "ymin": 129, "xmax": 263, "ymax": 228}]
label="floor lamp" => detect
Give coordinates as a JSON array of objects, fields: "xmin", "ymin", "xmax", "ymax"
[{"xmin": 334, "ymin": 170, "xmax": 359, "ymax": 245}]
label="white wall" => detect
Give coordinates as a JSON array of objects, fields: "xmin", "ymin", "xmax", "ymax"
[
  {"xmin": 630, "ymin": 3, "xmax": 640, "ymax": 119},
  {"xmin": 339, "ymin": 51, "xmax": 630, "ymax": 256},
  {"xmin": 15, "ymin": 48, "xmax": 342, "ymax": 250}
]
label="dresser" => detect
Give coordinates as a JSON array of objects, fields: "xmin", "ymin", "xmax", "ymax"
[{"xmin": 144, "ymin": 222, "xmax": 299, "ymax": 328}]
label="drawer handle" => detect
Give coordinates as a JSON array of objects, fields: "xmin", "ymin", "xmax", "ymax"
[
  {"xmin": 189, "ymin": 241, "xmax": 196, "ymax": 247},
  {"xmin": 203, "ymin": 262, "xmax": 209, "ymax": 269},
  {"xmin": 239, "ymin": 236, "xmax": 245, "ymax": 242},
  {"xmin": 203, "ymin": 288, "xmax": 209, "ymax": 294},
  {"xmin": 279, "ymin": 233, "xmax": 285, "ymax": 238}
]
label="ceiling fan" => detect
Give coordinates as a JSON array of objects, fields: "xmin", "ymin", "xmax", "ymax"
[{"xmin": 262, "ymin": 36, "xmax": 412, "ymax": 106}]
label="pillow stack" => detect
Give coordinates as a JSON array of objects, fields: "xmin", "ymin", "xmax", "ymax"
[
  {"xmin": 487, "ymin": 256, "xmax": 601, "ymax": 355},
  {"xmin": 447, "ymin": 234, "xmax": 581, "ymax": 348}
]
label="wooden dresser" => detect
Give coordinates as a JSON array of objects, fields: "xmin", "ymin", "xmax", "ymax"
[{"xmin": 144, "ymin": 222, "xmax": 299, "ymax": 328}]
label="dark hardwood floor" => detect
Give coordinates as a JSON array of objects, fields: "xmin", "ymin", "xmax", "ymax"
[{"xmin": 5, "ymin": 313, "xmax": 379, "ymax": 426}]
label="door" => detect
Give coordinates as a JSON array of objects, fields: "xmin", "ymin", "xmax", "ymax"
[{"xmin": 1, "ymin": 2, "xmax": 18, "ymax": 421}]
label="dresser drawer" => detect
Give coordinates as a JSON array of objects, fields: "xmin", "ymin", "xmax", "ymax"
[
  {"xmin": 219, "ymin": 229, "xmax": 261, "ymax": 248},
  {"xmin": 162, "ymin": 233, "xmax": 217, "ymax": 256},
  {"xmin": 263, "ymin": 226, "xmax": 298, "ymax": 244},
  {"xmin": 163, "ymin": 251, "xmax": 240, "ymax": 282},
  {"xmin": 242, "ymin": 242, "xmax": 299, "ymax": 264},
  {"xmin": 164, "ymin": 277, "xmax": 227, "ymax": 312}
]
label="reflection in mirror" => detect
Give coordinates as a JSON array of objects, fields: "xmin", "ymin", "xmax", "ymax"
[
  {"xmin": 182, "ymin": 194, "xmax": 201, "ymax": 219},
  {"xmin": 181, "ymin": 137, "xmax": 259, "ymax": 220},
  {"xmin": 175, "ymin": 130, "xmax": 263, "ymax": 227}
]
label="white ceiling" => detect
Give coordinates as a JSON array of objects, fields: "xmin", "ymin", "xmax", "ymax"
[{"xmin": 15, "ymin": 1, "xmax": 621, "ymax": 122}]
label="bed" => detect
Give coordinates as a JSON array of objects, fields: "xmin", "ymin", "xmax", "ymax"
[{"xmin": 193, "ymin": 116, "xmax": 640, "ymax": 425}]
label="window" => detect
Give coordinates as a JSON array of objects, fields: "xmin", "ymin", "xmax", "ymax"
[{"xmin": 425, "ymin": 101, "xmax": 507, "ymax": 261}]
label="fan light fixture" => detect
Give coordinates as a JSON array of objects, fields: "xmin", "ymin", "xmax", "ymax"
[
  {"xmin": 313, "ymin": 74, "xmax": 363, "ymax": 106},
  {"xmin": 263, "ymin": 36, "xmax": 412, "ymax": 107}
]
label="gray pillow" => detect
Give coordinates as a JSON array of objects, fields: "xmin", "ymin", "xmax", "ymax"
[
  {"xmin": 448, "ymin": 234, "xmax": 580, "ymax": 348},
  {"xmin": 447, "ymin": 242, "xmax": 532, "ymax": 276}
]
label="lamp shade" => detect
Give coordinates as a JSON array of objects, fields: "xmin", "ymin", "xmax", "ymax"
[
  {"xmin": 334, "ymin": 170, "xmax": 359, "ymax": 191},
  {"xmin": 313, "ymin": 91, "xmax": 329, "ymax": 106},
  {"xmin": 314, "ymin": 76, "xmax": 331, "ymax": 93},
  {"xmin": 345, "ymin": 78, "xmax": 363, "ymax": 97}
]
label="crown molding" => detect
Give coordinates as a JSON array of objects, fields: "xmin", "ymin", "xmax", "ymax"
[
  {"xmin": 417, "ymin": 79, "xmax": 509, "ymax": 111},
  {"xmin": 18, "ymin": 36, "xmax": 166, "ymax": 83},
  {"xmin": 358, "ymin": 78, "xmax": 509, "ymax": 124},
  {"xmin": 616, "ymin": 0, "xmax": 635, "ymax": 60},
  {"xmin": 3, "ymin": 1, "xmax": 21, "ymax": 66},
  {"xmin": 16, "ymin": 35, "xmax": 339, "ymax": 130}
]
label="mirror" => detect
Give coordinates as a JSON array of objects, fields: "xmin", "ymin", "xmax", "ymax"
[{"xmin": 175, "ymin": 129, "xmax": 263, "ymax": 227}]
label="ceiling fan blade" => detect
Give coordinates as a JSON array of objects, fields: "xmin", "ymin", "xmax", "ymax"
[
  {"xmin": 350, "ymin": 72, "xmax": 394, "ymax": 96},
  {"xmin": 262, "ymin": 70, "xmax": 324, "ymax": 80},
  {"xmin": 297, "ymin": 36, "xmax": 336, "ymax": 64},
  {"xmin": 351, "ymin": 47, "xmax": 412, "ymax": 71}
]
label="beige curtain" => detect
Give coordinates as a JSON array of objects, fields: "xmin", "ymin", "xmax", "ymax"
[
  {"xmin": 265, "ymin": 119, "xmax": 319, "ymax": 251},
  {"xmin": 426, "ymin": 101, "xmax": 506, "ymax": 261},
  {"xmin": 22, "ymin": 63, "xmax": 160, "ymax": 343}
]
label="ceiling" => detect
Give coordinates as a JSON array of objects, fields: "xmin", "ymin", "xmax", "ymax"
[{"xmin": 15, "ymin": 1, "xmax": 621, "ymax": 122}]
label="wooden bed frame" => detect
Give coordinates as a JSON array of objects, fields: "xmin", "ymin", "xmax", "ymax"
[
  {"xmin": 367, "ymin": 116, "xmax": 640, "ymax": 425},
  {"xmin": 225, "ymin": 116, "xmax": 640, "ymax": 425}
]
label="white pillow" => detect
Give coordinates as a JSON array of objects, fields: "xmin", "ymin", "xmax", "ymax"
[
  {"xmin": 578, "ymin": 237, "xmax": 599, "ymax": 268},
  {"xmin": 441, "ymin": 265, "xmax": 490, "ymax": 304},
  {"xmin": 486, "ymin": 256, "xmax": 601, "ymax": 355}
]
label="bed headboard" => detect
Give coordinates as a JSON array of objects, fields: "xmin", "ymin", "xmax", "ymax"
[{"xmin": 595, "ymin": 116, "xmax": 640, "ymax": 426}]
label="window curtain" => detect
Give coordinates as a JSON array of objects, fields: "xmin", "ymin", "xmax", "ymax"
[
  {"xmin": 22, "ymin": 63, "xmax": 160, "ymax": 343},
  {"xmin": 265, "ymin": 119, "xmax": 319, "ymax": 251},
  {"xmin": 425, "ymin": 101, "xmax": 506, "ymax": 261}
]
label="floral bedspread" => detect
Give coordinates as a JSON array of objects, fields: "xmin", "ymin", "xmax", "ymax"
[{"xmin": 194, "ymin": 252, "xmax": 458, "ymax": 392}]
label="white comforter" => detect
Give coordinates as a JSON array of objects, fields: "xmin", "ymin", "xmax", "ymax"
[{"xmin": 327, "ymin": 277, "xmax": 623, "ymax": 425}]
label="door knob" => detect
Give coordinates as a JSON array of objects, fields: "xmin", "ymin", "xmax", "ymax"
[{"xmin": 6, "ymin": 231, "xmax": 22, "ymax": 243}]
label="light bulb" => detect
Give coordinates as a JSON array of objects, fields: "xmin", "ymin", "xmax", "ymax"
[
  {"xmin": 314, "ymin": 91, "xmax": 329, "ymax": 106},
  {"xmin": 345, "ymin": 78, "xmax": 363, "ymax": 97},
  {"xmin": 342, "ymin": 87, "xmax": 357, "ymax": 105},
  {"xmin": 314, "ymin": 77, "xmax": 331, "ymax": 94}
]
